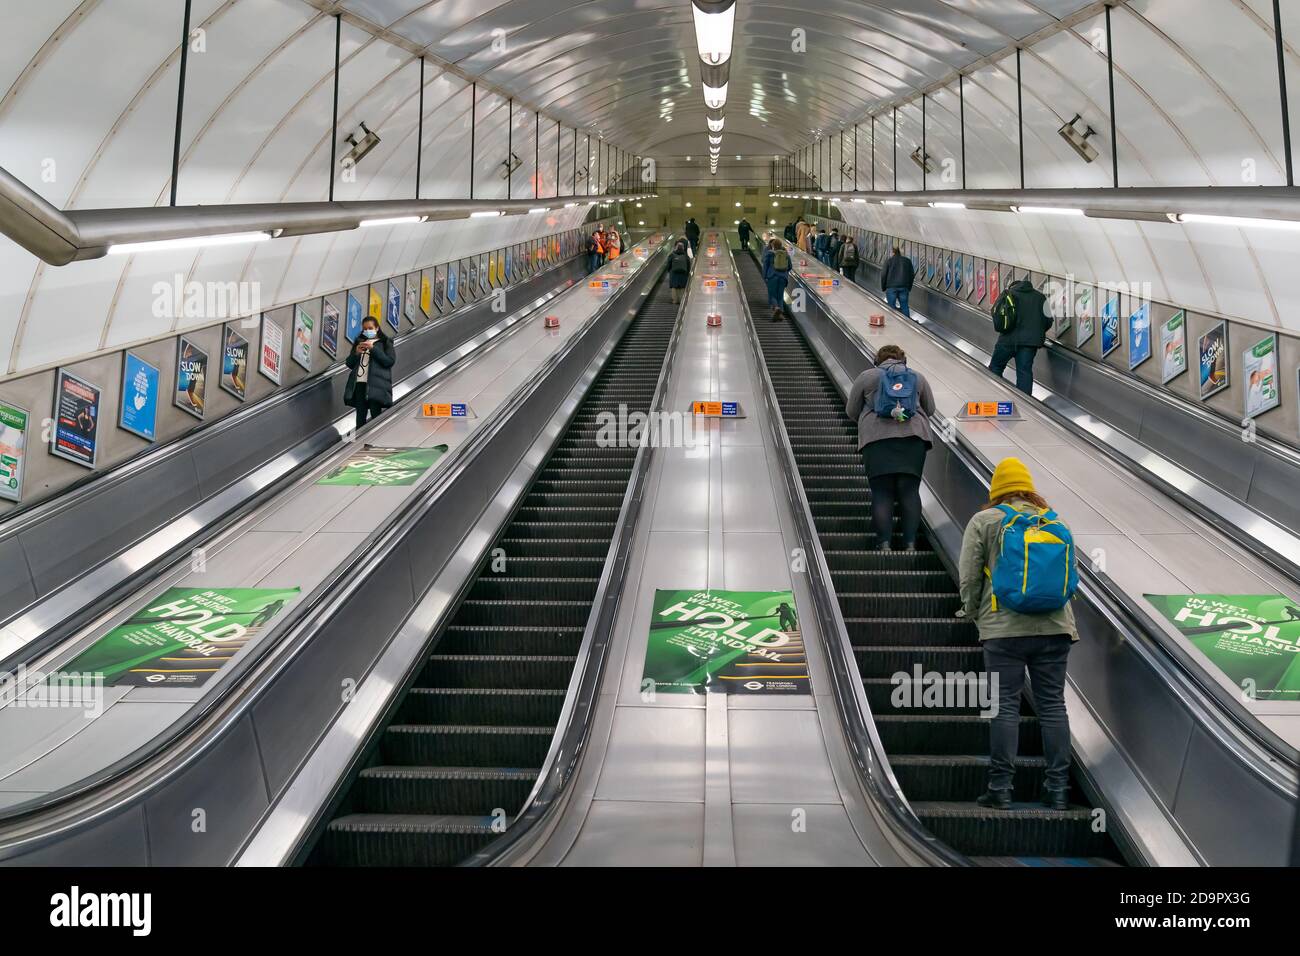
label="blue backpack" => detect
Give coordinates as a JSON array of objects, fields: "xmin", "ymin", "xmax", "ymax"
[
  {"xmin": 874, "ymin": 364, "xmax": 919, "ymax": 421},
  {"xmin": 989, "ymin": 505, "xmax": 1079, "ymax": 613}
]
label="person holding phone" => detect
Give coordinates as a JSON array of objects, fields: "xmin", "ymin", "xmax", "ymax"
[{"xmin": 345, "ymin": 316, "xmax": 395, "ymax": 430}]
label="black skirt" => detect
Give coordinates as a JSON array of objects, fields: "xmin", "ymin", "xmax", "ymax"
[{"xmin": 861, "ymin": 436, "xmax": 929, "ymax": 480}]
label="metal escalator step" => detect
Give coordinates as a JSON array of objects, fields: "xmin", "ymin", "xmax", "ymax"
[
  {"xmin": 420, "ymin": 652, "xmax": 578, "ymax": 688},
  {"xmin": 513, "ymin": 506, "xmax": 622, "ymax": 523},
  {"xmin": 523, "ymin": 492, "xmax": 625, "ymax": 507},
  {"xmin": 469, "ymin": 576, "xmax": 600, "ymax": 601},
  {"xmin": 863, "ymin": 678, "xmax": 988, "ymax": 716},
  {"xmin": 438, "ymin": 625, "xmax": 584, "ymax": 655},
  {"xmin": 852, "ymin": 645, "xmax": 984, "ymax": 674},
  {"xmin": 503, "ymin": 521, "xmax": 618, "ymax": 539},
  {"xmin": 875, "ymin": 714, "xmax": 1042, "ymax": 756},
  {"xmin": 837, "ymin": 592, "xmax": 963, "ymax": 617},
  {"xmin": 382, "ymin": 723, "xmax": 555, "ymax": 767},
  {"xmin": 832, "ymin": 570, "xmax": 954, "ymax": 593},
  {"xmin": 888, "ymin": 754, "xmax": 1048, "ymax": 802},
  {"xmin": 397, "ymin": 686, "xmax": 566, "ymax": 725},
  {"xmin": 487, "ymin": 556, "xmax": 606, "ymax": 577},
  {"xmin": 318, "ymin": 814, "xmax": 498, "ymax": 867},
  {"xmin": 848, "ymin": 618, "xmax": 980, "ymax": 645},
  {"xmin": 824, "ymin": 550, "xmax": 944, "ymax": 572},
  {"xmin": 911, "ymin": 802, "xmax": 1113, "ymax": 859},
  {"xmin": 352, "ymin": 766, "xmax": 537, "ymax": 817}
]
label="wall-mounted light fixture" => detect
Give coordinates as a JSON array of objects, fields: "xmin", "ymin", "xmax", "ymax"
[
  {"xmin": 1058, "ymin": 114, "xmax": 1100, "ymax": 164},
  {"xmin": 340, "ymin": 123, "xmax": 381, "ymax": 169},
  {"xmin": 909, "ymin": 147, "xmax": 935, "ymax": 174}
]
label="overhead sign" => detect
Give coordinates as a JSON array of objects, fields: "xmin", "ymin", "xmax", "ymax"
[
  {"xmin": 641, "ymin": 589, "xmax": 807, "ymax": 695},
  {"xmin": 317, "ymin": 445, "xmax": 448, "ymax": 487},
  {"xmin": 1144, "ymin": 594, "xmax": 1300, "ymax": 702},
  {"xmin": 62, "ymin": 586, "xmax": 300, "ymax": 688}
]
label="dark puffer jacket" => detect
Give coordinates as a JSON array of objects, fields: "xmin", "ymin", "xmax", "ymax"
[
  {"xmin": 344, "ymin": 336, "xmax": 396, "ymax": 407},
  {"xmin": 993, "ymin": 280, "xmax": 1051, "ymax": 348}
]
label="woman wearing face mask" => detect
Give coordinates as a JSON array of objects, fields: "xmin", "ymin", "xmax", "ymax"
[{"xmin": 345, "ymin": 316, "xmax": 396, "ymax": 430}]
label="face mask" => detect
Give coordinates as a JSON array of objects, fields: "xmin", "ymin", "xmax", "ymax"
[{"xmin": 362, "ymin": 329, "xmax": 378, "ymax": 339}]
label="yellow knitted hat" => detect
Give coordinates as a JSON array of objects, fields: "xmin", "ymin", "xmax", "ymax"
[{"xmin": 989, "ymin": 457, "xmax": 1036, "ymax": 500}]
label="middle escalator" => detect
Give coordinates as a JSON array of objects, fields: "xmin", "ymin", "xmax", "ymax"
[
  {"xmin": 734, "ymin": 248, "xmax": 1125, "ymax": 866},
  {"xmin": 310, "ymin": 268, "xmax": 680, "ymax": 867}
]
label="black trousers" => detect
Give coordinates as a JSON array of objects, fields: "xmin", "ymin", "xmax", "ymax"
[
  {"xmin": 866, "ymin": 472, "xmax": 922, "ymax": 549},
  {"xmin": 983, "ymin": 636, "xmax": 1073, "ymax": 792},
  {"xmin": 842, "ymin": 265, "xmax": 858, "ymax": 282},
  {"xmin": 351, "ymin": 383, "xmax": 385, "ymax": 430}
]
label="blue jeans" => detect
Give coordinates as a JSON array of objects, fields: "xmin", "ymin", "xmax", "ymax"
[
  {"xmin": 766, "ymin": 273, "xmax": 788, "ymax": 310},
  {"xmin": 990, "ymin": 340, "xmax": 1038, "ymax": 395},
  {"xmin": 885, "ymin": 287, "xmax": 910, "ymax": 316},
  {"xmin": 983, "ymin": 636, "xmax": 1073, "ymax": 792}
]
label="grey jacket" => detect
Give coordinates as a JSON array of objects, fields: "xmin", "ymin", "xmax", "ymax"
[
  {"xmin": 845, "ymin": 359, "xmax": 937, "ymax": 450},
  {"xmin": 957, "ymin": 498, "xmax": 1079, "ymax": 642}
]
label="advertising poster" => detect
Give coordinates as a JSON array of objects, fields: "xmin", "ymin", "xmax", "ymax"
[
  {"xmin": 446, "ymin": 262, "xmax": 458, "ymax": 304},
  {"xmin": 988, "ymin": 263, "xmax": 1000, "ymax": 303},
  {"xmin": 321, "ymin": 299, "xmax": 340, "ymax": 359},
  {"xmin": 0, "ymin": 401, "xmax": 28, "ymax": 502},
  {"xmin": 119, "ymin": 352, "xmax": 160, "ymax": 441},
  {"xmin": 420, "ymin": 273, "xmax": 432, "ymax": 317},
  {"xmin": 1100, "ymin": 294, "xmax": 1121, "ymax": 358},
  {"xmin": 404, "ymin": 275, "xmax": 417, "ymax": 322},
  {"xmin": 480, "ymin": 252, "xmax": 491, "ymax": 292},
  {"xmin": 488, "ymin": 251, "xmax": 498, "ymax": 287},
  {"xmin": 219, "ymin": 326, "xmax": 249, "ymax": 401},
  {"xmin": 174, "ymin": 337, "xmax": 208, "ymax": 420},
  {"xmin": 1160, "ymin": 310, "xmax": 1187, "ymax": 383},
  {"xmin": 975, "ymin": 262, "xmax": 986, "ymax": 303},
  {"xmin": 435, "ymin": 265, "xmax": 447, "ymax": 309},
  {"xmin": 385, "ymin": 280, "xmax": 401, "ymax": 332},
  {"xmin": 63, "ymin": 586, "xmax": 300, "ymax": 688},
  {"xmin": 292, "ymin": 305, "xmax": 313, "ymax": 373},
  {"xmin": 505, "ymin": 248, "xmax": 513, "ymax": 282},
  {"xmin": 260, "ymin": 316, "xmax": 284, "ymax": 385},
  {"xmin": 51, "ymin": 369, "xmax": 101, "ymax": 468},
  {"xmin": 1128, "ymin": 301, "xmax": 1152, "ymax": 370},
  {"xmin": 1047, "ymin": 279, "xmax": 1071, "ymax": 338},
  {"xmin": 368, "ymin": 286, "xmax": 383, "ymax": 321},
  {"xmin": 953, "ymin": 255, "xmax": 963, "ymax": 295},
  {"xmin": 1144, "ymin": 594, "xmax": 1300, "ymax": 702},
  {"xmin": 1198, "ymin": 320, "xmax": 1229, "ymax": 400},
  {"xmin": 1075, "ymin": 285, "xmax": 1096, "ymax": 347},
  {"xmin": 641, "ymin": 589, "xmax": 807, "ymax": 695},
  {"xmin": 316, "ymin": 444, "xmax": 448, "ymax": 487},
  {"xmin": 943, "ymin": 254, "xmax": 953, "ymax": 291},
  {"xmin": 965, "ymin": 257, "xmax": 975, "ymax": 300},
  {"xmin": 466, "ymin": 258, "xmax": 478, "ymax": 298},
  {"xmin": 1243, "ymin": 333, "xmax": 1280, "ymax": 419},
  {"xmin": 927, "ymin": 248, "xmax": 937, "ymax": 284},
  {"xmin": 345, "ymin": 292, "xmax": 363, "ymax": 343}
]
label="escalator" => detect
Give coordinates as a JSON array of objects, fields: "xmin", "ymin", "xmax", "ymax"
[
  {"xmin": 310, "ymin": 271, "xmax": 680, "ymax": 866},
  {"xmin": 735, "ymin": 249, "xmax": 1124, "ymax": 865}
]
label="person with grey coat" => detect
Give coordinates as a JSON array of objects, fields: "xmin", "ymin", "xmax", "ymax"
[
  {"xmin": 345, "ymin": 315, "xmax": 396, "ymax": 430},
  {"xmin": 845, "ymin": 345, "xmax": 937, "ymax": 550}
]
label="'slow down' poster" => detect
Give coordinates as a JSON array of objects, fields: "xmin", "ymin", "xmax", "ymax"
[
  {"xmin": 1144, "ymin": 594, "xmax": 1300, "ymax": 702},
  {"xmin": 642, "ymin": 589, "xmax": 807, "ymax": 695},
  {"xmin": 63, "ymin": 587, "xmax": 300, "ymax": 688}
]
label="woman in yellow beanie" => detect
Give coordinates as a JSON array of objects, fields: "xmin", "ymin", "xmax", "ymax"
[{"xmin": 957, "ymin": 456, "xmax": 1078, "ymax": 813}]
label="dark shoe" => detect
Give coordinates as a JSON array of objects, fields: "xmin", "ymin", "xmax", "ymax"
[
  {"xmin": 976, "ymin": 787, "xmax": 1013, "ymax": 811},
  {"xmin": 1041, "ymin": 786, "xmax": 1070, "ymax": 811}
]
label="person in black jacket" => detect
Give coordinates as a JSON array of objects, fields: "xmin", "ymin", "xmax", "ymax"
[
  {"xmin": 667, "ymin": 240, "xmax": 692, "ymax": 305},
  {"xmin": 881, "ymin": 246, "xmax": 916, "ymax": 316},
  {"xmin": 737, "ymin": 218, "xmax": 753, "ymax": 251},
  {"xmin": 684, "ymin": 217, "xmax": 701, "ymax": 256},
  {"xmin": 783, "ymin": 221, "xmax": 797, "ymax": 244},
  {"xmin": 345, "ymin": 316, "xmax": 396, "ymax": 430},
  {"xmin": 989, "ymin": 278, "xmax": 1051, "ymax": 394}
]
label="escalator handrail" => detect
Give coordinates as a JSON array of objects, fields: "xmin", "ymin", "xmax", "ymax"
[
  {"xmin": 0, "ymin": 260, "xmax": 590, "ymax": 675},
  {"xmin": 784, "ymin": 261, "xmax": 1300, "ymax": 794},
  {"xmin": 732, "ymin": 244, "xmax": 971, "ymax": 867},
  {"xmin": 463, "ymin": 238, "xmax": 693, "ymax": 866},
  {"xmin": 0, "ymin": 244, "xmax": 668, "ymax": 846}
]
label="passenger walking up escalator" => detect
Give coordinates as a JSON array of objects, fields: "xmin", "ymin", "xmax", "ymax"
[
  {"xmin": 881, "ymin": 245, "xmax": 916, "ymax": 317},
  {"xmin": 760, "ymin": 238, "xmax": 792, "ymax": 321},
  {"xmin": 345, "ymin": 317, "xmax": 396, "ymax": 431},
  {"xmin": 989, "ymin": 279, "xmax": 1051, "ymax": 395},
  {"xmin": 957, "ymin": 458, "xmax": 1079, "ymax": 812},
  {"xmin": 845, "ymin": 345, "xmax": 936, "ymax": 552}
]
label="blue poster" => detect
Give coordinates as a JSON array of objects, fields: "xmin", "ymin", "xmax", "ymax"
[
  {"xmin": 345, "ymin": 292, "xmax": 363, "ymax": 343},
  {"xmin": 1128, "ymin": 302, "xmax": 1152, "ymax": 369},
  {"xmin": 119, "ymin": 352, "xmax": 159, "ymax": 441},
  {"xmin": 954, "ymin": 256, "xmax": 964, "ymax": 294},
  {"xmin": 944, "ymin": 255, "xmax": 952, "ymax": 290},
  {"xmin": 965, "ymin": 257, "xmax": 974, "ymax": 296},
  {"xmin": 447, "ymin": 265, "xmax": 459, "ymax": 304},
  {"xmin": 386, "ymin": 280, "xmax": 401, "ymax": 332},
  {"xmin": 1100, "ymin": 295, "xmax": 1121, "ymax": 357},
  {"xmin": 506, "ymin": 249, "xmax": 513, "ymax": 281}
]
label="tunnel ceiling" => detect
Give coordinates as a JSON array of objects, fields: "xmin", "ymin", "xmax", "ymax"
[{"xmin": 337, "ymin": 0, "xmax": 1100, "ymax": 152}]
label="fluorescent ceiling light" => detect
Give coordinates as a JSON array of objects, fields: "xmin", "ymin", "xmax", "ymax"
[
  {"xmin": 1013, "ymin": 205, "xmax": 1084, "ymax": 216},
  {"xmin": 881, "ymin": 200, "xmax": 903, "ymax": 206},
  {"xmin": 929, "ymin": 202, "xmax": 966, "ymax": 210},
  {"xmin": 359, "ymin": 215, "xmax": 427, "ymax": 228},
  {"xmin": 851, "ymin": 198, "xmax": 867, "ymax": 204},
  {"xmin": 1169, "ymin": 212, "xmax": 1300, "ymax": 231},
  {"xmin": 703, "ymin": 82, "xmax": 728, "ymax": 110},
  {"xmin": 692, "ymin": 1, "xmax": 735, "ymax": 66},
  {"xmin": 707, "ymin": 116, "xmax": 725, "ymax": 132},
  {"xmin": 107, "ymin": 231, "xmax": 274, "ymax": 255},
  {"xmin": 709, "ymin": 135, "xmax": 722, "ymax": 145},
  {"xmin": 528, "ymin": 207, "xmax": 550, "ymax": 214},
  {"xmin": 564, "ymin": 201, "xmax": 580, "ymax": 207},
  {"xmin": 470, "ymin": 210, "xmax": 503, "ymax": 218}
]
